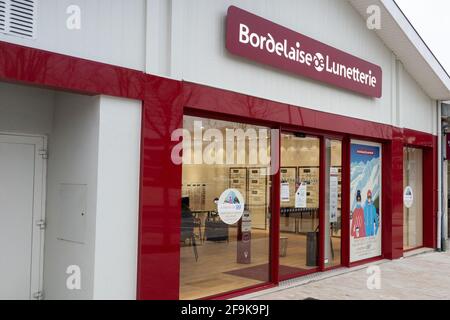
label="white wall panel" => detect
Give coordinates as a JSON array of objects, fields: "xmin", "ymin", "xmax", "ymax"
[
  {"xmin": 0, "ymin": 82, "xmax": 55, "ymax": 135},
  {"xmin": 44, "ymin": 93, "xmax": 100, "ymax": 299},
  {"xmin": 93, "ymin": 96, "xmax": 141, "ymax": 300},
  {"xmin": 398, "ymin": 62, "xmax": 436, "ymax": 134},
  {"xmin": 0, "ymin": 0, "xmax": 146, "ymax": 70},
  {"xmin": 164, "ymin": 0, "xmax": 394, "ymax": 126}
]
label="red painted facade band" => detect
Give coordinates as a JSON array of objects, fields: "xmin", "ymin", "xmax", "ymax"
[
  {"xmin": 0, "ymin": 41, "xmax": 146, "ymax": 100},
  {"xmin": 341, "ymin": 137, "xmax": 351, "ymax": 266},
  {"xmin": 0, "ymin": 40, "xmax": 437, "ymax": 300},
  {"xmin": 226, "ymin": 6, "xmax": 382, "ymax": 98}
]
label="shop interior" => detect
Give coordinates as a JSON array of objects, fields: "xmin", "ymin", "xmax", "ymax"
[
  {"xmin": 280, "ymin": 134, "xmax": 342, "ymax": 276},
  {"xmin": 179, "ymin": 116, "xmax": 342, "ymax": 300}
]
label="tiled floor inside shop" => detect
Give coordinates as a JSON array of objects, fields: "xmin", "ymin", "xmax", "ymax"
[{"xmin": 179, "ymin": 217, "xmax": 341, "ymax": 300}]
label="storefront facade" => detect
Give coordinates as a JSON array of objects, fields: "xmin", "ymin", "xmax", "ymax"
[{"xmin": 0, "ymin": 0, "xmax": 449, "ymax": 300}]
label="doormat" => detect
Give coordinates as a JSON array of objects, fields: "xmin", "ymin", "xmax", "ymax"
[{"xmin": 224, "ymin": 264, "xmax": 306, "ymax": 282}]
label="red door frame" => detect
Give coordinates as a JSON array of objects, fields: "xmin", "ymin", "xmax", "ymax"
[
  {"xmin": 0, "ymin": 41, "xmax": 437, "ymax": 300},
  {"xmin": 402, "ymin": 129, "xmax": 437, "ymax": 250},
  {"xmin": 322, "ymin": 136, "xmax": 345, "ymax": 271},
  {"xmin": 271, "ymin": 125, "xmax": 281, "ymax": 285},
  {"xmin": 319, "ymin": 135, "xmax": 326, "ymax": 271},
  {"xmin": 341, "ymin": 136, "xmax": 351, "ymax": 265}
]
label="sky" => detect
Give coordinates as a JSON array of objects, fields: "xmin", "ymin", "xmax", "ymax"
[{"xmin": 395, "ymin": 0, "xmax": 450, "ymax": 75}]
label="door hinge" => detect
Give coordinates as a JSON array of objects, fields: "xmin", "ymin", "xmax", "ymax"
[
  {"xmin": 39, "ymin": 149, "xmax": 48, "ymax": 159},
  {"xmin": 36, "ymin": 219, "xmax": 46, "ymax": 230},
  {"xmin": 33, "ymin": 291, "xmax": 44, "ymax": 300}
]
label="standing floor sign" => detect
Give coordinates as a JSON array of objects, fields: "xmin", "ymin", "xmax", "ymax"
[
  {"xmin": 237, "ymin": 210, "xmax": 251, "ymax": 264},
  {"xmin": 350, "ymin": 141, "xmax": 382, "ymax": 262}
]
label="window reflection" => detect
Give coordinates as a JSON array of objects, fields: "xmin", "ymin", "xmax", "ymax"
[
  {"xmin": 280, "ymin": 134, "xmax": 320, "ymax": 277},
  {"xmin": 179, "ymin": 116, "xmax": 272, "ymax": 300}
]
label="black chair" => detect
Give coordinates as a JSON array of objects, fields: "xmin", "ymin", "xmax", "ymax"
[
  {"xmin": 181, "ymin": 199, "xmax": 198, "ymax": 261},
  {"xmin": 204, "ymin": 211, "xmax": 229, "ymax": 242}
]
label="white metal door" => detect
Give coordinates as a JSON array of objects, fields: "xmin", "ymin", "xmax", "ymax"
[{"xmin": 0, "ymin": 133, "xmax": 46, "ymax": 300}]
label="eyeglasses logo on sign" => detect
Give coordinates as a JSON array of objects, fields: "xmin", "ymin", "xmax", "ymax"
[
  {"xmin": 227, "ymin": 6, "xmax": 382, "ymax": 98},
  {"xmin": 313, "ymin": 53, "xmax": 325, "ymax": 72}
]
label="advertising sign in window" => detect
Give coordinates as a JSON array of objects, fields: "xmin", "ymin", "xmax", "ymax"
[
  {"xmin": 350, "ymin": 141, "xmax": 382, "ymax": 262},
  {"xmin": 218, "ymin": 188, "xmax": 245, "ymax": 225}
]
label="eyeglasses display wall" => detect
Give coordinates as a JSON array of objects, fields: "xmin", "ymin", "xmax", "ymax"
[
  {"xmin": 182, "ymin": 183, "xmax": 207, "ymax": 211},
  {"xmin": 248, "ymin": 167, "xmax": 268, "ymax": 230},
  {"xmin": 298, "ymin": 166, "xmax": 320, "ymax": 209},
  {"xmin": 229, "ymin": 167, "xmax": 269, "ymax": 230},
  {"xmin": 280, "ymin": 166, "xmax": 322, "ymax": 209},
  {"xmin": 229, "ymin": 168, "xmax": 247, "ymax": 201},
  {"xmin": 280, "ymin": 167, "xmax": 297, "ymax": 208},
  {"xmin": 332, "ymin": 166, "xmax": 342, "ymax": 210}
]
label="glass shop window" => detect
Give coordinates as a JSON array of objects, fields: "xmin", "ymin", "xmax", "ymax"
[{"xmin": 179, "ymin": 115, "xmax": 273, "ymax": 300}]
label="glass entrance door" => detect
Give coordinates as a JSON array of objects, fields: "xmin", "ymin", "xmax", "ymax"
[
  {"xmin": 403, "ymin": 147, "xmax": 423, "ymax": 250},
  {"xmin": 324, "ymin": 139, "xmax": 342, "ymax": 268},
  {"xmin": 279, "ymin": 133, "xmax": 320, "ymax": 278}
]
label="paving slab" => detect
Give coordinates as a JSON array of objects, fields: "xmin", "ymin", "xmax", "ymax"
[{"xmin": 237, "ymin": 249, "xmax": 450, "ymax": 300}]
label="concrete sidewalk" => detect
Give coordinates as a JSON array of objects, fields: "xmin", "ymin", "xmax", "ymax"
[{"xmin": 239, "ymin": 249, "xmax": 450, "ymax": 300}]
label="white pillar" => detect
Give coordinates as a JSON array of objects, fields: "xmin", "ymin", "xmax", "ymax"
[{"xmin": 93, "ymin": 95, "xmax": 142, "ymax": 299}]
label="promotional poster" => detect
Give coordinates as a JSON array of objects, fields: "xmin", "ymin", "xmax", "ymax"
[{"xmin": 350, "ymin": 142, "xmax": 382, "ymax": 262}]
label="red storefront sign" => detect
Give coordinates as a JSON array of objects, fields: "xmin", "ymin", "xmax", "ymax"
[{"xmin": 226, "ymin": 6, "xmax": 383, "ymax": 98}]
